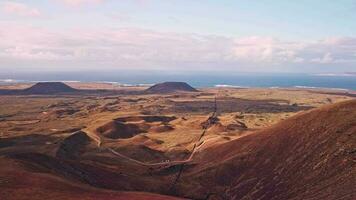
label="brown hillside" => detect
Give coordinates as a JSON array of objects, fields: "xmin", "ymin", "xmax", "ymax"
[
  {"xmin": 0, "ymin": 157, "xmax": 183, "ymax": 200},
  {"xmin": 177, "ymin": 100, "xmax": 356, "ymax": 199},
  {"xmin": 56, "ymin": 131, "xmax": 91, "ymax": 160}
]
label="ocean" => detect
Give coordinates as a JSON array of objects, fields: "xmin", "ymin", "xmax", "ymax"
[{"xmin": 1, "ymin": 71, "xmax": 355, "ymax": 90}]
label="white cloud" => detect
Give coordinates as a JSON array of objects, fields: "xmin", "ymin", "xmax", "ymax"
[
  {"xmin": 232, "ymin": 37, "xmax": 308, "ymax": 64},
  {"xmin": 1, "ymin": 1, "xmax": 41, "ymax": 17},
  {"xmin": 311, "ymin": 53, "xmax": 334, "ymax": 64},
  {"xmin": 0, "ymin": 23, "xmax": 355, "ymax": 72}
]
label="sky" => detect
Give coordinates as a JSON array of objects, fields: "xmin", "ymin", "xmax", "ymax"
[{"xmin": 1, "ymin": 0, "xmax": 356, "ymax": 73}]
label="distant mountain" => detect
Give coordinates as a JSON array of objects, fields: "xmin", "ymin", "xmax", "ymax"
[
  {"xmin": 22, "ymin": 82, "xmax": 77, "ymax": 94},
  {"xmin": 144, "ymin": 82, "xmax": 198, "ymax": 93}
]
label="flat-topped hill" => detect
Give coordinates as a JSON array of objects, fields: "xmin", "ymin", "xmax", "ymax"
[
  {"xmin": 23, "ymin": 82, "xmax": 77, "ymax": 94},
  {"xmin": 145, "ymin": 82, "xmax": 198, "ymax": 93}
]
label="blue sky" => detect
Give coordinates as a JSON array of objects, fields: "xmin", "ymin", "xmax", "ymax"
[
  {"xmin": 14, "ymin": 0, "xmax": 356, "ymax": 39},
  {"xmin": 0, "ymin": 0, "xmax": 356, "ymax": 73}
]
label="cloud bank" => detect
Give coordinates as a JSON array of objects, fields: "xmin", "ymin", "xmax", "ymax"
[{"xmin": 0, "ymin": 23, "xmax": 355, "ymax": 72}]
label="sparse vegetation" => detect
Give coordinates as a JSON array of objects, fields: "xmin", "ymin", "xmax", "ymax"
[{"xmin": 0, "ymin": 83, "xmax": 355, "ymax": 200}]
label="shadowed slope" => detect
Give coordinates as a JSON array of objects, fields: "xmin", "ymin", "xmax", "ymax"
[
  {"xmin": 0, "ymin": 157, "xmax": 183, "ymax": 200},
  {"xmin": 56, "ymin": 131, "xmax": 91, "ymax": 160},
  {"xmin": 96, "ymin": 115, "xmax": 177, "ymax": 139}
]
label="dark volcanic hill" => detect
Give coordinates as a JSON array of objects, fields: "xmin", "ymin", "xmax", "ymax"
[
  {"xmin": 23, "ymin": 82, "xmax": 77, "ymax": 94},
  {"xmin": 145, "ymin": 82, "xmax": 198, "ymax": 93}
]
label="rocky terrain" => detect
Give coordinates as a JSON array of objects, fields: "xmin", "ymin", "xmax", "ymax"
[{"xmin": 0, "ymin": 82, "xmax": 355, "ymax": 200}]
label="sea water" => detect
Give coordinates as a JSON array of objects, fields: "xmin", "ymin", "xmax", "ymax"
[{"xmin": 1, "ymin": 71, "xmax": 355, "ymax": 90}]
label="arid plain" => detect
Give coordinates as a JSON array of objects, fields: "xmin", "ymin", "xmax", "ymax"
[{"xmin": 0, "ymin": 82, "xmax": 355, "ymax": 200}]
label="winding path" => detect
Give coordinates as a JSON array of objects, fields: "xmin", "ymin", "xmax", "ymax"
[
  {"xmin": 83, "ymin": 92, "xmax": 219, "ymax": 170},
  {"xmin": 106, "ymin": 140, "xmax": 206, "ymax": 168}
]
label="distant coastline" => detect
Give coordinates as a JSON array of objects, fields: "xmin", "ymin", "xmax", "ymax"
[
  {"xmin": 314, "ymin": 72, "xmax": 356, "ymax": 77},
  {"xmin": 0, "ymin": 72, "xmax": 355, "ymax": 90}
]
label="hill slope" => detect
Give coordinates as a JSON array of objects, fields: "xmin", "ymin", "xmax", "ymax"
[
  {"xmin": 178, "ymin": 100, "xmax": 356, "ymax": 199},
  {"xmin": 145, "ymin": 82, "xmax": 198, "ymax": 93},
  {"xmin": 0, "ymin": 157, "xmax": 183, "ymax": 200}
]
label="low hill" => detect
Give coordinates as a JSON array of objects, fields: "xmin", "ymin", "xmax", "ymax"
[
  {"xmin": 144, "ymin": 82, "xmax": 198, "ymax": 93},
  {"xmin": 23, "ymin": 82, "xmax": 77, "ymax": 94},
  {"xmin": 179, "ymin": 100, "xmax": 356, "ymax": 199}
]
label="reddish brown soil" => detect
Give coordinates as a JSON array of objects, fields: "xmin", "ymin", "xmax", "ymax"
[
  {"xmin": 0, "ymin": 158, "xmax": 183, "ymax": 200},
  {"xmin": 177, "ymin": 100, "xmax": 356, "ymax": 199},
  {"xmin": 96, "ymin": 121, "xmax": 146, "ymax": 139}
]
